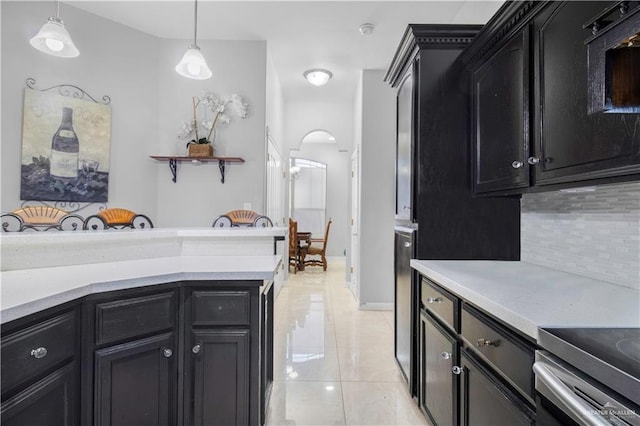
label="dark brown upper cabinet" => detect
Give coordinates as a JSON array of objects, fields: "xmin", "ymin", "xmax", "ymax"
[{"xmin": 462, "ymin": 0, "xmax": 640, "ymax": 195}]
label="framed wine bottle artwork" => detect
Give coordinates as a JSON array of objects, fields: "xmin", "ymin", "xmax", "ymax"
[{"xmin": 19, "ymin": 79, "xmax": 112, "ymax": 202}]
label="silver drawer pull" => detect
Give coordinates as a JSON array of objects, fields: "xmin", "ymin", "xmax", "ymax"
[
  {"xmin": 452, "ymin": 366, "xmax": 462, "ymax": 375},
  {"xmin": 426, "ymin": 297, "xmax": 442, "ymax": 304},
  {"xmin": 477, "ymin": 338, "xmax": 500, "ymax": 348},
  {"xmin": 527, "ymin": 156, "xmax": 541, "ymax": 165},
  {"xmin": 192, "ymin": 344, "xmax": 201, "ymax": 354},
  {"xmin": 163, "ymin": 348, "xmax": 173, "ymax": 358},
  {"xmin": 403, "ymin": 242, "xmax": 411, "ymax": 248},
  {"xmin": 511, "ymin": 161, "xmax": 523, "ymax": 169},
  {"xmin": 30, "ymin": 347, "xmax": 48, "ymax": 359},
  {"xmin": 441, "ymin": 352, "xmax": 451, "ymax": 360}
]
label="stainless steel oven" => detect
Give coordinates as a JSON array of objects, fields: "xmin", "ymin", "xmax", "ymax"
[{"xmin": 535, "ymin": 328, "xmax": 640, "ymax": 426}]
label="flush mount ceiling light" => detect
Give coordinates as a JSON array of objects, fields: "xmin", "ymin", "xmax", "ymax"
[
  {"xmin": 359, "ymin": 23, "xmax": 375, "ymax": 36},
  {"xmin": 175, "ymin": 0, "xmax": 212, "ymax": 80},
  {"xmin": 303, "ymin": 69, "xmax": 333, "ymax": 87},
  {"xmin": 29, "ymin": 0, "xmax": 79, "ymax": 58}
]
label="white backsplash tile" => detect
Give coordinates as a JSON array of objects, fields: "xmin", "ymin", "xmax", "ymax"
[{"xmin": 521, "ymin": 182, "xmax": 640, "ymax": 290}]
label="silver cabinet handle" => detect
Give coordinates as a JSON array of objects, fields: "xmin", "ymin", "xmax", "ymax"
[
  {"xmin": 477, "ymin": 338, "xmax": 500, "ymax": 347},
  {"xmin": 533, "ymin": 362, "xmax": 610, "ymax": 426},
  {"xmin": 527, "ymin": 156, "xmax": 541, "ymax": 165},
  {"xmin": 441, "ymin": 352, "xmax": 451, "ymax": 360},
  {"xmin": 30, "ymin": 347, "xmax": 48, "ymax": 359},
  {"xmin": 426, "ymin": 297, "xmax": 442, "ymax": 304},
  {"xmin": 163, "ymin": 348, "xmax": 173, "ymax": 358},
  {"xmin": 192, "ymin": 344, "xmax": 201, "ymax": 354},
  {"xmin": 403, "ymin": 242, "xmax": 411, "ymax": 248},
  {"xmin": 452, "ymin": 366, "xmax": 462, "ymax": 375},
  {"xmin": 511, "ymin": 161, "xmax": 523, "ymax": 169}
]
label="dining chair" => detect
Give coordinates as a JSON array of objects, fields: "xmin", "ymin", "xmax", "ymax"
[
  {"xmin": 303, "ymin": 219, "xmax": 332, "ymax": 271},
  {"xmin": 83, "ymin": 208, "xmax": 154, "ymax": 230},
  {"xmin": 1, "ymin": 205, "xmax": 84, "ymax": 232},
  {"xmin": 288, "ymin": 219, "xmax": 301, "ymax": 273},
  {"xmin": 212, "ymin": 210, "xmax": 273, "ymax": 227}
]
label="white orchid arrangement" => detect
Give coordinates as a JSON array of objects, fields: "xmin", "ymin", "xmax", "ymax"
[{"xmin": 178, "ymin": 93, "xmax": 249, "ymax": 146}]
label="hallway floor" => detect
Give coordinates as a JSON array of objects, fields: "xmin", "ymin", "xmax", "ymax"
[{"xmin": 266, "ymin": 259, "xmax": 429, "ymax": 425}]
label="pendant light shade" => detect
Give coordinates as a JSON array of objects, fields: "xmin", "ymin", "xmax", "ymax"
[
  {"xmin": 30, "ymin": 2, "xmax": 79, "ymax": 58},
  {"xmin": 176, "ymin": 0, "xmax": 212, "ymax": 80}
]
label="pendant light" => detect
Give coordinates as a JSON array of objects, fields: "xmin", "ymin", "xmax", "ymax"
[
  {"xmin": 29, "ymin": 0, "xmax": 79, "ymax": 58},
  {"xmin": 175, "ymin": 0, "xmax": 212, "ymax": 80}
]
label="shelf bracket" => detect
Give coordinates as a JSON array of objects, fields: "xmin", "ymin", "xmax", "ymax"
[
  {"xmin": 169, "ymin": 159, "xmax": 177, "ymax": 183},
  {"xmin": 218, "ymin": 160, "xmax": 226, "ymax": 183}
]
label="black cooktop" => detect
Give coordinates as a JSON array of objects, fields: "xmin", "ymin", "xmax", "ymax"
[{"xmin": 538, "ymin": 327, "xmax": 640, "ymax": 406}]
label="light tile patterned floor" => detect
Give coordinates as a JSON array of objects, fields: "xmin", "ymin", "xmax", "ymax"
[{"xmin": 266, "ymin": 259, "xmax": 429, "ymax": 426}]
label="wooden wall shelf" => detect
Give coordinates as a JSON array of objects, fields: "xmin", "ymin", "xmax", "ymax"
[{"xmin": 150, "ymin": 156, "xmax": 245, "ymax": 184}]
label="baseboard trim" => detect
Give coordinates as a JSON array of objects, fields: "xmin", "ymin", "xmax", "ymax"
[{"xmin": 358, "ymin": 302, "xmax": 393, "ymax": 311}]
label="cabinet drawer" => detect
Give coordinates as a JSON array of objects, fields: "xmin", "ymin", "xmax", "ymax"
[
  {"xmin": 1, "ymin": 311, "xmax": 76, "ymax": 394},
  {"xmin": 421, "ymin": 277, "xmax": 458, "ymax": 332},
  {"xmin": 95, "ymin": 292, "xmax": 176, "ymax": 346},
  {"xmin": 461, "ymin": 304, "xmax": 534, "ymax": 401},
  {"xmin": 192, "ymin": 291, "xmax": 250, "ymax": 326}
]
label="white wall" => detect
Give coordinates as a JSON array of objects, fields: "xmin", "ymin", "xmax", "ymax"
[
  {"xmin": 285, "ymin": 100, "xmax": 353, "ymax": 259},
  {"xmin": 154, "ymin": 39, "xmax": 267, "ymax": 227},
  {"xmin": 356, "ymin": 70, "xmax": 396, "ymax": 307},
  {"xmin": 1, "ymin": 1, "xmax": 159, "ymax": 216},
  {"xmin": 1, "ymin": 2, "xmax": 268, "ymax": 228},
  {"xmin": 266, "ymin": 53, "xmax": 285, "ymax": 155}
]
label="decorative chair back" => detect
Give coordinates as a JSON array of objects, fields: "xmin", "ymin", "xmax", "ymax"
[
  {"xmin": 303, "ymin": 219, "xmax": 332, "ymax": 271},
  {"xmin": 212, "ymin": 210, "xmax": 273, "ymax": 227},
  {"xmin": 288, "ymin": 218, "xmax": 301, "ymax": 273},
  {"xmin": 84, "ymin": 208, "xmax": 154, "ymax": 230},
  {"xmin": 1, "ymin": 206, "xmax": 83, "ymax": 232}
]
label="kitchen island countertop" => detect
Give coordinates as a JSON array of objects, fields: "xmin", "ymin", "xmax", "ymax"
[{"xmin": 411, "ymin": 260, "xmax": 640, "ymax": 341}]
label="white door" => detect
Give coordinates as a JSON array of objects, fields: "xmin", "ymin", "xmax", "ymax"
[{"xmin": 350, "ymin": 151, "xmax": 360, "ymax": 299}]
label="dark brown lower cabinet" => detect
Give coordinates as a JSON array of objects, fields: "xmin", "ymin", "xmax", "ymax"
[
  {"xmin": 419, "ymin": 311, "xmax": 458, "ymax": 426},
  {"xmin": 1, "ymin": 361, "xmax": 78, "ymax": 426},
  {"xmin": 189, "ymin": 330, "xmax": 250, "ymax": 426},
  {"xmin": 459, "ymin": 350, "xmax": 534, "ymax": 426},
  {"xmin": 94, "ymin": 332, "xmax": 177, "ymax": 426}
]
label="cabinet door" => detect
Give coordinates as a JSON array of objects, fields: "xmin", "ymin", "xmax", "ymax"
[
  {"xmin": 396, "ymin": 68, "xmax": 415, "ymax": 221},
  {"xmin": 94, "ymin": 332, "xmax": 176, "ymax": 426},
  {"xmin": 394, "ymin": 229, "xmax": 416, "ymax": 394},
  {"xmin": 419, "ymin": 311, "xmax": 458, "ymax": 426},
  {"xmin": 473, "ymin": 27, "xmax": 530, "ymax": 193},
  {"xmin": 1, "ymin": 361, "xmax": 78, "ymax": 426},
  {"xmin": 534, "ymin": 1, "xmax": 640, "ymax": 185},
  {"xmin": 460, "ymin": 350, "xmax": 534, "ymax": 426},
  {"xmin": 190, "ymin": 329, "xmax": 250, "ymax": 426}
]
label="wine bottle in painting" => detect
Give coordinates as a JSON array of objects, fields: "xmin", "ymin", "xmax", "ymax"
[{"xmin": 50, "ymin": 107, "xmax": 79, "ymax": 180}]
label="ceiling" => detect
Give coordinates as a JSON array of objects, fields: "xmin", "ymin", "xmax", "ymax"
[{"xmin": 68, "ymin": 1, "xmax": 503, "ymax": 102}]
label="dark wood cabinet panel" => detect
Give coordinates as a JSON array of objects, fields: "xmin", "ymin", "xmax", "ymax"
[
  {"xmin": 260, "ymin": 282, "xmax": 274, "ymax": 426},
  {"xmin": 1, "ymin": 310, "xmax": 77, "ymax": 395},
  {"xmin": 189, "ymin": 329, "xmax": 250, "ymax": 426},
  {"xmin": 396, "ymin": 70, "xmax": 415, "ymax": 221},
  {"xmin": 534, "ymin": 1, "xmax": 640, "ymax": 185},
  {"xmin": 460, "ymin": 350, "xmax": 534, "ymax": 426},
  {"xmin": 191, "ymin": 290, "xmax": 251, "ymax": 326},
  {"xmin": 94, "ymin": 332, "xmax": 177, "ymax": 426},
  {"xmin": 419, "ymin": 311, "xmax": 458, "ymax": 426},
  {"xmin": 94, "ymin": 291, "xmax": 176, "ymax": 346},
  {"xmin": 1, "ymin": 361, "xmax": 78, "ymax": 426},
  {"xmin": 473, "ymin": 27, "xmax": 531, "ymax": 193}
]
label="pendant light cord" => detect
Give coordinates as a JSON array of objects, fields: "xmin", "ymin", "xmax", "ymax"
[
  {"xmin": 55, "ymin": 0, "xmax": 60, "ymax": 18},
  {"xmin": 193, "ymin": 0, "xmax": 198, "ymax": 46}
]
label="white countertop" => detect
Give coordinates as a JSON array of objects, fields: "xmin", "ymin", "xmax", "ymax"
[
  {"xmin": 1, "ymin": 255, "xmax": 282, "ymax": 324},
  {"xmin": 411, "ymin": 260, "xmax": 640, "ymax": 341}
]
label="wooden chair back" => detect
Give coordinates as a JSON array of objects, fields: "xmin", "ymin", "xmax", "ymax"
[
  {"xmin": 1, "ymin": 206, "xmax": 83, "ymax": 232},
  {"xmin": 84, "ymin": 208, "xmax": 154, "ymax": 230},
  {"xmin": 212, "ymin": 210, "xmax": 273, "ymax": 227}
]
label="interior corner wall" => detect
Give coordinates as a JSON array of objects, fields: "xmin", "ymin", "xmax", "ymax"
[
  {"xmin": 266, "ymin": 52, "xmax": 285, "ymax": 155},
  {"xmin": 358, "ymin": 70, "xmax": 396, "ymax": 306},
  {"xmin": 154, "ymin": 39, "xmax": 267, "ymax": 227},
  {"xmin": 1, "ymin": 2, "xmax": 268, "ymax": 227},
  {"xmin": 284, "ymin": 100, "xmax": 353, "ymax": 260},
  {"xmin": 1, "ymin": 1, "xmax": 160, "ymax": 216}
]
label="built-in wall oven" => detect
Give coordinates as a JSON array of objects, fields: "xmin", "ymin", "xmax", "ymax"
[{"xmin": 534, "ymin": 328, "xmax": 640, "ymax": 426}]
